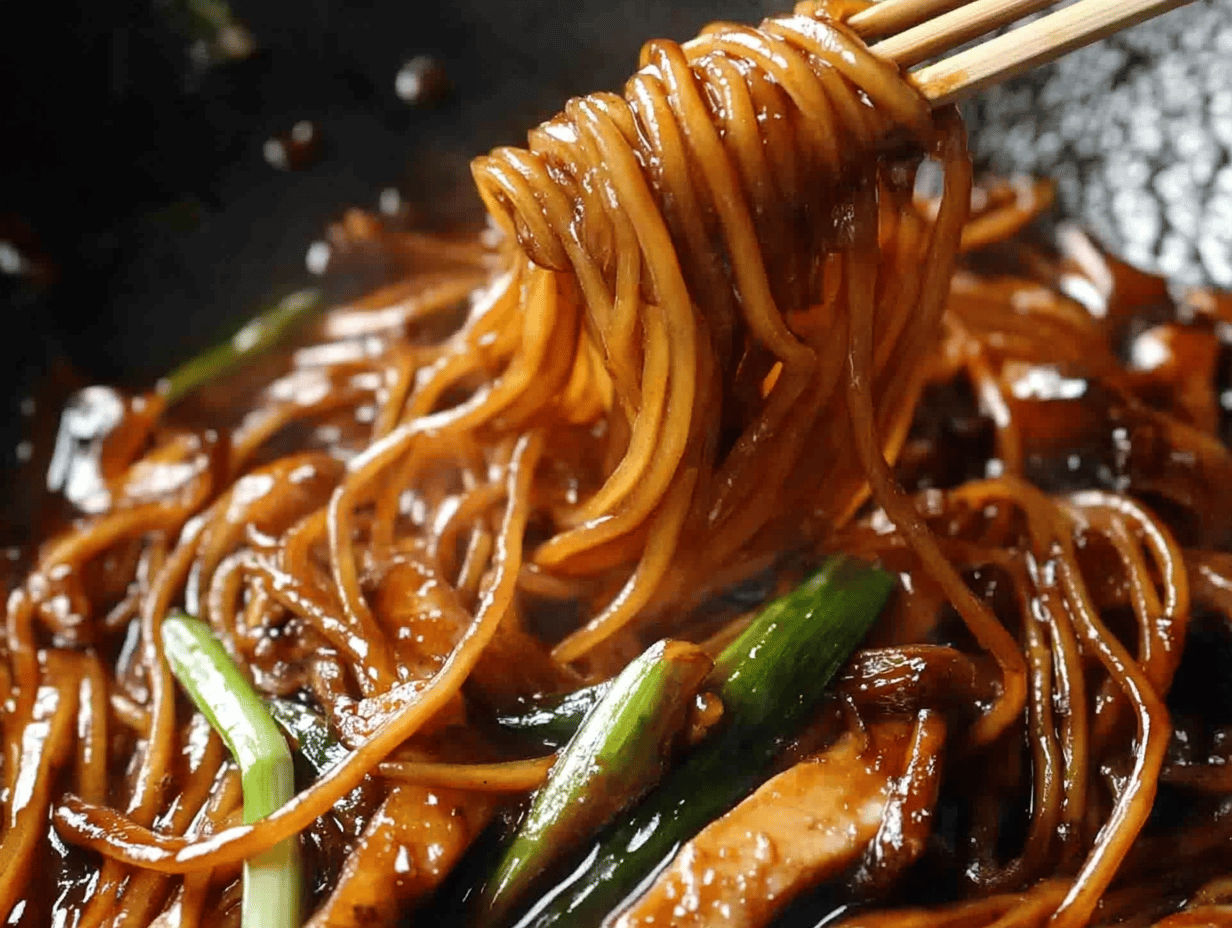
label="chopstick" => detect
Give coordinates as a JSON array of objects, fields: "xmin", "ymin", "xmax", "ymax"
[
  {"xmin": 870, "ymin": 0, "xmax": 1059, "ymax": 69},
  {"xmin": 847, "ymin": 0, "xmax": 974, "ymax": 41},
  {"xmin": 846, "ymin": 0, "xmax": 1197, "ymax": 107},
  {"xmin": 911, "ymin": 0, "xmax": 1194, "ymax": 105}
]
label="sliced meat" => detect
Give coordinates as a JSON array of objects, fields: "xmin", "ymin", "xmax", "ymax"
[
  {"xmin": 611, "ymin": 720, "xmax": 916, "ymax": 928},
  {"xmin": 306, "ymin": 784, "xmax": 495, "ymax": 927}
]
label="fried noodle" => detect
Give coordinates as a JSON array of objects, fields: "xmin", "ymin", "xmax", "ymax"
[{"xmin": 3, "ymin": 2, "xmax": 1231, "ymax": 927}]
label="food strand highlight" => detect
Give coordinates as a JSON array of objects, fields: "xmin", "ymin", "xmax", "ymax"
[{"xmin": 1, "ymin": 1, "xmax": 1227, "ymax": 927}]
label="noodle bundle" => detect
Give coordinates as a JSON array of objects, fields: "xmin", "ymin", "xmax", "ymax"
[
  {"xmin": 469, "ymin": 0, "xmax": 972, "ymax": 663},
  {"xmin": 4, "ymin": 1, "xmax": 1232, "ymax": 927}
]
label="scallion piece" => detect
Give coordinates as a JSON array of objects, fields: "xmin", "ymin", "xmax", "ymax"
[
  {"xmin": 162, "ymin": 613, "xmax": 302, "ymax": 928},
  {"xmin": 506, "ymin": 555, "xmax": 895, "ymax": 928},
  {"xmin": 265, "ymin": 695, "xmax": 378, "ymax": 833},
  {"xmin": 266, "ymin": 696, "xmax": 350, "ymax": 776},
  {"xmin": 158, "ymin": 288, "xmax": 321, "ymax": 405},
  {"xmin": 479, "ymin": 639, "xmax": 713, "ymax": 924},
  {"xmin": 492, "ymin": 683, "xmax": 610, "ymax": 751}
]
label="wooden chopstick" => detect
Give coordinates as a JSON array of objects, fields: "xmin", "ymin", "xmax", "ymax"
[
  {"xmin": 911, "ymin": 0, "xmax": 1193, "ymax": 105},
  {"xmin": 847, "ymin": 0, "xmax": 974, "ymax": 41},
  {"xmin": 871, "ymin": 0, "xmax": 1057, "ymax": 69}
]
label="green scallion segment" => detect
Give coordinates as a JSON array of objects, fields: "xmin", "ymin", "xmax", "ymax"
[
  {"xmin": 159, "ymin": 288, "xmax": 321, "ymax": 405},
  {"xmin": 480, "ymin": 639, "xmax": 713, "ymax": 925},
  {"xmin": 162, "ymin": 613, "xmax": 302, "ymax": 928},
  {"xmin": 493, "ymin": 683, "xmax": 610, "ymax": 751},
  {"xmin": 266, "ymin": 697, "xmax": 350, "ymax": 776},
  {"xmin": 507, "ymin": 555, "xmax": 895, "ymax": 928},
  {"xmin": 266, "ymin": 695, "xmax": 377, "ymax": 834}
]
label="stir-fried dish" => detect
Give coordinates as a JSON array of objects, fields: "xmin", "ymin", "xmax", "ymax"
[{"xmin": 4, "ymin": 2, "xmax": 1232, "ymax": 927}]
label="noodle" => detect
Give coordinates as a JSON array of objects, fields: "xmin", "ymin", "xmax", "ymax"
[{"xmin": 3, "ymin": 1, "xmax": 1230, "ymax": 926}]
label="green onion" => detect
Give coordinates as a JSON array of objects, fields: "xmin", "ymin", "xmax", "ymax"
[
  {"xmin": 480, "ymin": 639, "xmax": 713, "ymax": 925},
  {"xmin": 266, "ymin": 697, "xmax": 350, "ymax": 776},
  {"xmin": 492, "ymin": 683, "xmax": 610, "ymax": 751},
  {"xmin": 506, "ymin": 555, "xmax": 894, "ymax": 928},
  {"xmin": 162, "ymin": 613, "xmax": 302, "ymax": 928},
  {"xmin": 266, "ymin": 696, "xmax": 378, "ymax": 834},
  {"xmin": 158, "ymin": 289, "xmax": 321, "ymax": 405}
]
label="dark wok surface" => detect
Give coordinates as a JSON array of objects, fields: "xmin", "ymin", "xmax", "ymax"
[{"xmin": 1, "ymin": 0, "xmax": 1229, "ymax": 485}]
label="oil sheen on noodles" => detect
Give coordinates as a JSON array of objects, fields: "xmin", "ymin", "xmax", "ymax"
[{"xmin": 6, "ymin": 0, "xmax": 1230, "ymax": 927}]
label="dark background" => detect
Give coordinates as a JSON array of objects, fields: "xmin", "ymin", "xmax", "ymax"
[
  {"xmin": 0, "ymin": 0, "xmax": 778, "ymax": 389},
  {"xmin": 2, "ymin": 0, "xmax": 1228, "ymax": 474}
]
